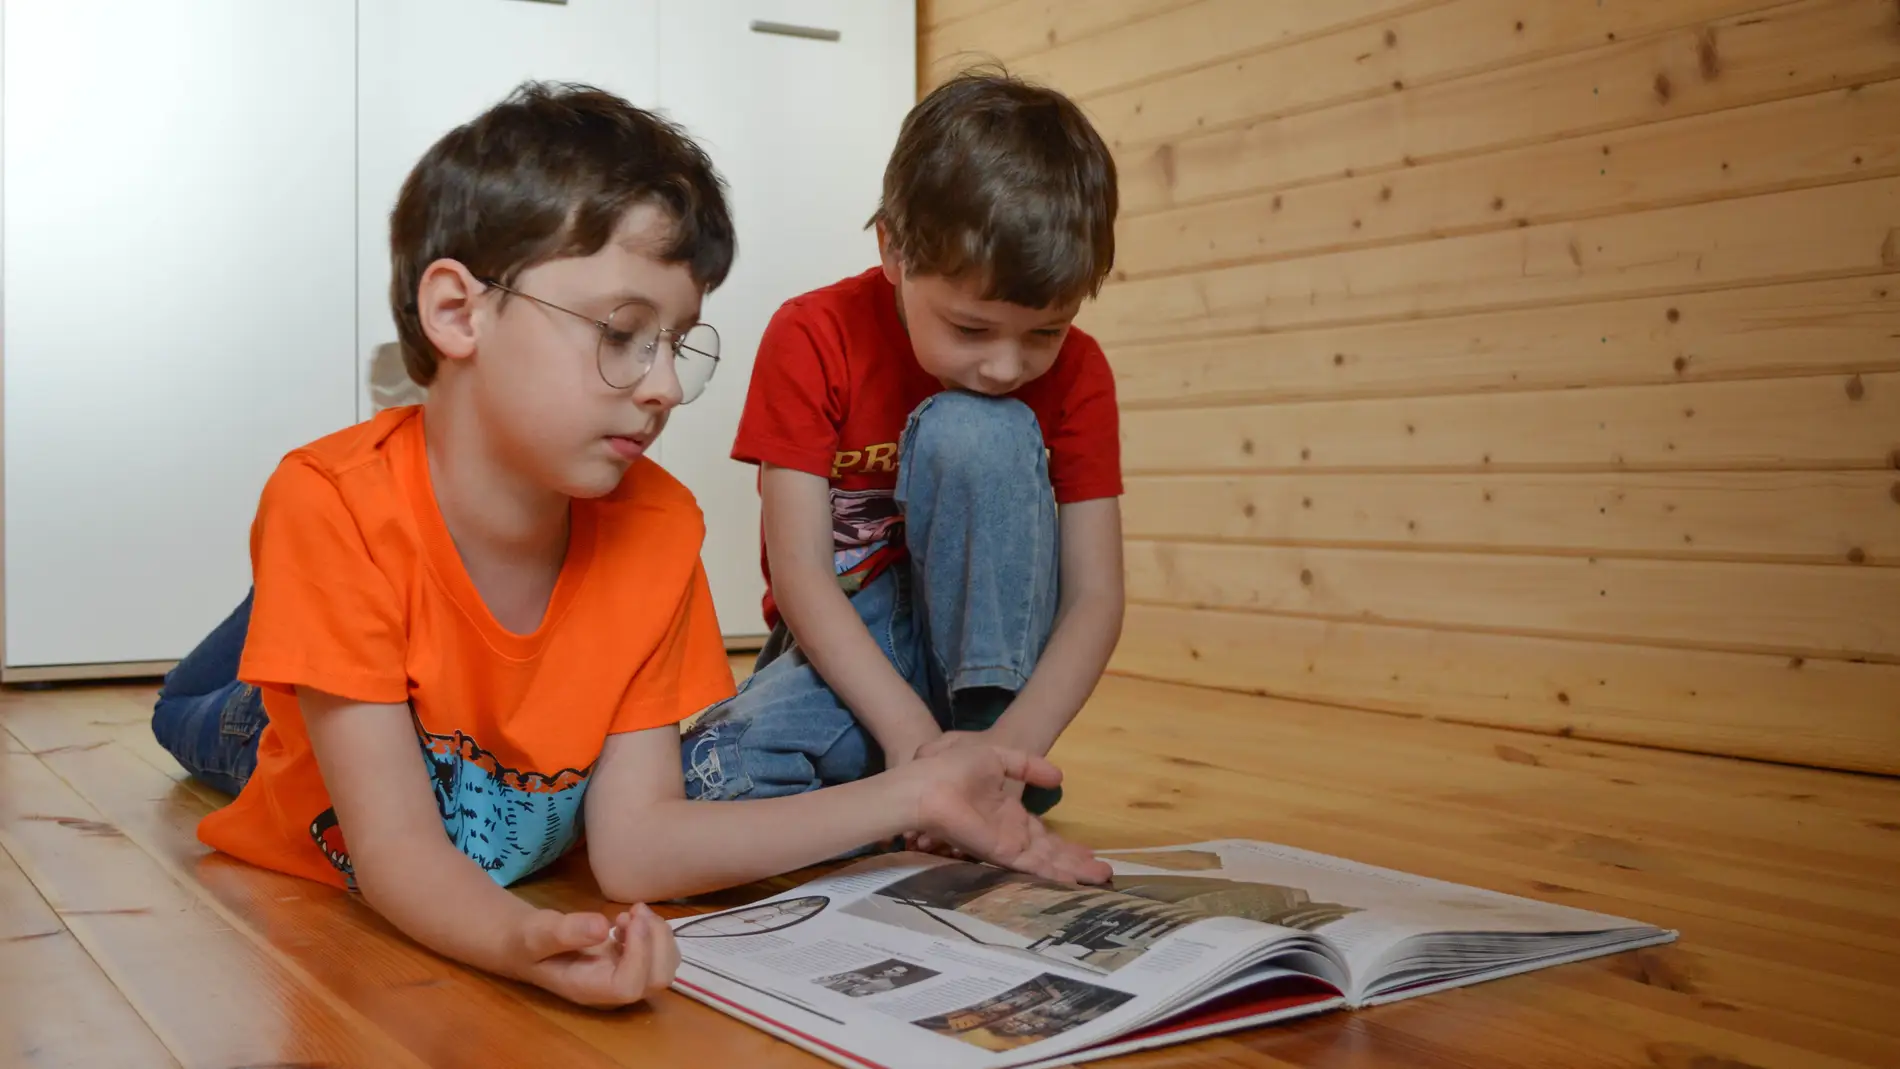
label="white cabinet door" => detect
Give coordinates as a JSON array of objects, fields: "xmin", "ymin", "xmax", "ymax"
[
  {"xmin": 356, "ymin": 0, "xmax": 662, "ymax": 418},
  {"xmin": 2, "ymin": 1, "xmax": 358, "ymax": 668},
  {"xmin": 654, "ymin": 0, "xmax": 916, "ymax": 640}
]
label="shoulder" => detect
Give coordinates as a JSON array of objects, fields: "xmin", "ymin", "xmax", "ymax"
[
  {"xmin": 596, "ymin": 457, "xmax": 706, "ymax": 547},
  {"xmin": 1060, "ymin": 324, "xmax": 1109, "ymax": 368},
  {"xmin": 285, "ymin": 406, "xmax": 418, "ymax": 480},
  {"xmin": 1042, "ymin": 324, "xmax": 1116, "ymax": 400},
  {"xmin": 778, "ymin": 266, "xmax": 886, "ymax": 318},
  {"xmin": 259, "ymin": 407, "xmax": 417, "ymax": 519},
  {"xmin": 589, "ymin": 459, "xmax": 710, "ymax": 609},
  {"xmin": 767, "ymin": 267, "xmax": 888, "ymax": 342}
]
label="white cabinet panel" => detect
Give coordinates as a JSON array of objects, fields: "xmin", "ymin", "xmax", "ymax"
[
  {"xmin": 654, "ymin": 0, "xmax": 916, "ymax": 639},
  {"xmin": 1, "ymin": 0, "xmax": 915, "ymax": 667},
  {"xmin": 2, "ymin": 1, "xmax": 358, "ymax": 667},
  {"xmin": 356, "ymin": 0, "xmax": 662, "ymax": 418}
]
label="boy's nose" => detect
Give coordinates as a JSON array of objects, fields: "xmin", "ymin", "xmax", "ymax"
[
  {"xmin": 635, "ymin": 350, "xmax": 685, "ymax": 408},
  {"xmin": 980, "ymin": 351, "xmax": 1023, "ymax": 390}
]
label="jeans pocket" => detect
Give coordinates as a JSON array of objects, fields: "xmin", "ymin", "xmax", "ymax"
[{"xmin": 681, "ymin": 717, "xmax": 755, "ymax": 800}]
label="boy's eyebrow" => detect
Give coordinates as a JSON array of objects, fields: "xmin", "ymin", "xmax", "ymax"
[
  {"xmin": 603, "ymin": 290, "xmax": 660, "ymax": 310},
  {"xmin": 601, "ymin": 292, "xmax": 704, "ymax": 328},
  {"xmin": 942, "ymin": 307, "xmax": 1076, "ymax": 330}
]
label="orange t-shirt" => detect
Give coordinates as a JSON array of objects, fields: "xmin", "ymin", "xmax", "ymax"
[{"xmin": 198, "ymin": 405, "xmax": 736, "ymax": 890}]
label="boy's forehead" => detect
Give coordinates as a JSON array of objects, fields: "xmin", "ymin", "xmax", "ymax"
[
  {"xmin": 528, "ymin": 201, "xmax": 706, "ymax": 317},
  {"xmin": 926, "ymin": 272, "xmax": 1081, "ymax": 324},
  {"xmin": 611, "ymin": 202, "xmax": 678, "ymax": 255}
]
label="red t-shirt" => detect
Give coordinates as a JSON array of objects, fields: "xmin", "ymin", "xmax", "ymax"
[{"xmin": 731, "ymin": 267, "xmax": 1122, "ymax": 628}]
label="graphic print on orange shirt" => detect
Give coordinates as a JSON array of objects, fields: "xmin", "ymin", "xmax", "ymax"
[{"xmin": 301, "ymin": 710, "xmax": 606, "ymax": 886}]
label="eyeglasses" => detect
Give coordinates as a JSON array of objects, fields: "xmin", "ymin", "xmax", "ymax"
[{"xmin": 480, "ymin": 278, "xmax": 720, "ymax": 403}]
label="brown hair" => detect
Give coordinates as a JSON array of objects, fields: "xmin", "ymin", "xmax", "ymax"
[
  {"xmin": 871, "ymin": 68, "xmax": 1117, "ymax": 309},
  {"xmin": 389, "ymin": 81, "xmax": 735, "ymax": 386}
]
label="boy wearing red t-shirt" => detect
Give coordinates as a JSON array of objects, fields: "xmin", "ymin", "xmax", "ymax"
[
  {"xmin": 151, "ymin": 82, "xmax": 1107, "ymax": 1011},
  {"xmin": 682, "ymin": 71, "xmax": 1124, "ymax": 831}
]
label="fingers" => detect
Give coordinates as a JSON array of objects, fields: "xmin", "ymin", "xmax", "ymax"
[
  {"xmin": 982, "ymin": 816, "xmax": 1112, "ymax": 887},
  {"xmin": 608, "ymin": 908, "xmax": 652, "ymax": 1002},
  {"xmin": 1051, "ymin": 841, "xmax": 1113, "ymax": 885},
  {"xmin": 602, "ymin": 906, "xmax": 678, "ymax": 1005},
  {"xmin": 987, "ymin": 747, "xmax": 1064, "ymax": 790},
  {"xmin": 645, "ymin": 907, "xmax": 680, "ymax": 995},
  {"xmin": 524, "ymin": 908, "xmax": 611, "ymax": 961},
  {"xmin": 1027, "ymin": 827, "xmax": 1112, "ymax": 886}
]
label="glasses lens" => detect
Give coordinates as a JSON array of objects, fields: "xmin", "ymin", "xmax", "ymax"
[
  {"xmin": 598, "ymin": 302, "xmax": 661, "ymax": 389},
  {"xmin": 675, "ymin": 323, "xmax": 720, "ymax": 403}
]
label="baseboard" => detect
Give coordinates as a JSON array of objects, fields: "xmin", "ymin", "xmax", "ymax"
[{"xmin": 2, "ymin": 659, "xmax": 176, "ymax": 685}]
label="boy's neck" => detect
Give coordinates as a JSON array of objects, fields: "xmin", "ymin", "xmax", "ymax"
[{"xmin": 420, "ymin": 393, "xmax": 571, "ymax": 627}]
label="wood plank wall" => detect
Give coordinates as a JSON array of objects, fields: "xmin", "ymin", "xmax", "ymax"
[{"xmin": 918, "ymin": 0, "xmax": 1900, "ymax": 775}]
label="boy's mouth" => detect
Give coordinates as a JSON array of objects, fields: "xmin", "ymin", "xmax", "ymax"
[{"xmin": 604, "ymin": 433, "xmax": 652, "ymax": 460}]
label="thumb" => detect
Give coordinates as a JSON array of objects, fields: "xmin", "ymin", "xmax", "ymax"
[
  {"xmin": 990, "ymin": 747, "xmax": 1063, "ymax": 790},
  {"xmin": 523, "ymin": 909, "xmax": 610, "ymax": 961}
]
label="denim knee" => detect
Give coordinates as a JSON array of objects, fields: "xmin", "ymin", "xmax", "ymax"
[
  {"xmin": 152, "ymin": 680, "xmax": 265, "ymax": 796},
  {"xmin": 901, "ymin": 392, "xmax": 1045, "ymax": 489},
  {"xmin": 680, "ymin": 666, "xmax": 877, "ymax": 802}
]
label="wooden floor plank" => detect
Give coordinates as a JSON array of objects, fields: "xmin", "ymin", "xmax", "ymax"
[
  {"xmin": 0, "ymin": 734, "xmax": 426, "ymax": 1069},
  {"xmin": 0, "ymin": 839, "xmax": 181, "ymax": 1069},
  {"xmin": 2, "ymin": 681, "xmax": 1895, "ymax": 1067},
  {"xmin": 0, "ymin": 703, "xmax": 692, "ymax": 1069}
]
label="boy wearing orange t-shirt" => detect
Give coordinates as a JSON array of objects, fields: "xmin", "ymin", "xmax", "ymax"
[{"xmin": 150, "ymin": 83, "xmax": 1107, "ymax": 1010}]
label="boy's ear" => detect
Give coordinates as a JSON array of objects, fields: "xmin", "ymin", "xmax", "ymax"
[
  {"xmin": 416, "ymin": 258, "xmax": 483, "ymax": 364},
  {"xmin": 875, "ymin": 221, "xmax": 904, "ymax": 286}
]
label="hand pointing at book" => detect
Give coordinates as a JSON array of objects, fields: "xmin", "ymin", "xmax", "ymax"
[{"xmin": 903, "ymin": 742, "xmax": 1112, "ymax": 886}]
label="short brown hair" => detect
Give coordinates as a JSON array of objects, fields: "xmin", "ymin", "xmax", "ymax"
[
  {"xmin": 872, "ymin": 68, "xmax": 1117, "ymax": 309},
  {"xmin": 390, "ymin": 81, "xmax": 735, "ymax": 386}
]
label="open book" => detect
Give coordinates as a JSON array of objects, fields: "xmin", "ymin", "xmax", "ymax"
[{"xmin": 666, "ymin": 839, "xmax": 1677, "ymax": 1069}]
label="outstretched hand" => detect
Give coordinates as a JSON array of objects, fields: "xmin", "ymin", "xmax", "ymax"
[
  {"xmin": 905, "ymin": 742, "xmax": 1111, "ymax": 886},
  {"xmin": 510, "ymin": 904, "xmax": 679, "ymax": 1009}
]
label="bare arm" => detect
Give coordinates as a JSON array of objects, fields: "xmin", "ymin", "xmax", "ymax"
[
  {"xmin": 991, "ymin": 497, "xmax": 1125, "ymax": 756},
  {"xmin": 585, "ymin": 724, "xmax": 1107, "ymax": 904},
  {"xmin": 301, "ymin": 689, "xmax": 672, "ymax": 1006},
  {"xmin": 762, "ymin": 462, "xmax": 941, "ymax": 763}
]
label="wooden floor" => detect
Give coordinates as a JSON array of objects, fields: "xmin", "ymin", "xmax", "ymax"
[{"xmin": 2, "ymin": 670, "xmax": 1897, "ymax": 1069}]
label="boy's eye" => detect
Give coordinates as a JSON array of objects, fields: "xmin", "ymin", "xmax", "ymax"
[
  {"xmin": 954, "ymin": 325, "xmax": 987, "ymax": 337},
  {"xmin": 603, "ymin": 328, "xmax": 639, "ymax": 349}
]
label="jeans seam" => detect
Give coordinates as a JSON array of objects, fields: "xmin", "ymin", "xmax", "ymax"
[{"xmin": 219, "ymin": 684, "xmax": 261, "ymax": 741}]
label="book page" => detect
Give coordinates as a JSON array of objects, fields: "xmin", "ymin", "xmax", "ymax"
[
  {"xmin": 667, "ymin": 853, "xmax": 1342, "ymax": 1069},
  {"xmin": 1100, "ymin": 840, "xmax": 1667, "ymax": 1001}
]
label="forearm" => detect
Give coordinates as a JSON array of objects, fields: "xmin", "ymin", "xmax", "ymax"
[
  {"xmin": 995, "ymin": 585, "xmax": 1124, "ymax": 756},
  {"xmin": 354, "ymin": 836, "xmax": 542, "ymax": 979},
  {"xmin": 776, "ymin": 568, "xmax": 939, "ymax": 758},
  {"xmin": 593, "ymin": 774, "xmax": 920, "ymax": 903}
]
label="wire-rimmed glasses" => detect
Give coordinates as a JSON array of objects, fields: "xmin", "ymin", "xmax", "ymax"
[{"xmin": 481, "ymin": 278, "xmax": 720, "ymax": 403}]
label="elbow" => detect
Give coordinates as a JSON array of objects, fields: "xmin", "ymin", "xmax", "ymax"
[
  {"xmin": 595, "ymin": 873, "xmax": 653, "ymax": 906},
  {"xmin": 598, "ymin": 869, "xmax": 698, "ymax": 907},
  {"xmin": 590, "ymin": 839, "xmax": 690, "ymax": 906}
]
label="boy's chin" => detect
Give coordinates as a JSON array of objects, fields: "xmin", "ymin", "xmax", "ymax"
[{"xmin": 557, "ymin": 456, "xmax": 638, "ymax": 500}]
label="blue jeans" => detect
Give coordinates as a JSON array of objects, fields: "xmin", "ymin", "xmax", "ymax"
[
  {"xmin": 151, "ymin": 590, "xmax": 267, "ymax": 796},
  {"xmin": 681, "ymin": 391, "xmax": 1062, "ymax": 810}
]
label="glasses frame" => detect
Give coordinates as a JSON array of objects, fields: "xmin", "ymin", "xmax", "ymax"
[{"xmin": 478, "ymin": 277, "xmax": 720, "ymax": 400}]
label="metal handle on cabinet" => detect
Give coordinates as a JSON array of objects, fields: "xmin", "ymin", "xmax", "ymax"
[{"xmin": 749, "ymin": 19, "xmax": 841, "ymax": 42}]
